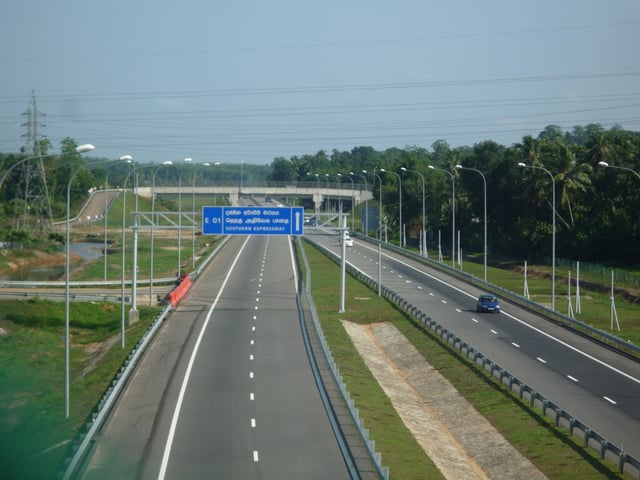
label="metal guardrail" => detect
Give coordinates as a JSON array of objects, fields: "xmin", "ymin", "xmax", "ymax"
[
  {"xmin": 58, "ymin": 239, "xmax": 229, "ymax": 480},
  {"xmin": 357, "ymin": 235, "xmax": 640, "ymax": 360},
  {"xmin": 305, "ymin": 236, "xmax": 640, "ymax": 479},
  {"xmin": 297, "ymin": 237, "xmax": 389, "ymax": 480},
  {"xmin": 59, "ymin": 304, "xmax": 173, "ymax": 480}
]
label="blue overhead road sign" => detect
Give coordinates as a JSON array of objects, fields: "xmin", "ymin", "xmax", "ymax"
[{"xmin": 202, "ymin": 206, "xmax": 304, "ymax": 236}]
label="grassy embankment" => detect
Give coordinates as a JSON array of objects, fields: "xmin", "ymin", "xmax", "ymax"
[{"xmin": 0, "ymin": 193, "xmax": 223, "ymax": 479}]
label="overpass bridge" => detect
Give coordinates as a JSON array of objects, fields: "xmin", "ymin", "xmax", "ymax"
[{"xmin": 137, "ymin": 183, "xmax": 373, "ymax": 211}]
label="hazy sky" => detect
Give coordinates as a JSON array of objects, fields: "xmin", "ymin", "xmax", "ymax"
[{"xmin": 1, "ymin": 1, "xmax": 639, "ymax": 164}]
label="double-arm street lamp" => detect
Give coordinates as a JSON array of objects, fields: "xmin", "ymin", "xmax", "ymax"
[
  {"xmin": 401, "ymin": 167, "xmax": 426, "ymax": 257},
  {"xmin": 456, "ymin": 165, "xmax": 487, "ymax": 282},
  {"xmin": 518, "ymin": 162, "xmax": 556, "ymax": 311},
  {"xmin": 428, "ymin": 165, "xmax": 455, "ymax": 268},
  {"xmin": 380, "ymin": 169, "xmax": 403, "ymax": 247},
  {"xmin": 597, "ymin": 161, "xmax": 640, "ymax": 179}
]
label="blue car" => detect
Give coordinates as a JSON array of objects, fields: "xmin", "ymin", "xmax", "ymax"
[{"xmin": 476, "ymin": 294, "xmax": 500, "ymax": 313}]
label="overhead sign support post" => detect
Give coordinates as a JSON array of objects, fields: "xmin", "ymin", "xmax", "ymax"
[{"xmin": 202, "ymin": 206, "xmax": 304, "ymax": 236}]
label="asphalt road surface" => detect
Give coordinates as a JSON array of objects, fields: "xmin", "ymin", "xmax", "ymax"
[
  {"xmin": 82, "ymin": 235, "xmax": 351, "ymax": 480},
  {"xmin": 309, "ymin": 229, "xmax": 640, "ymax": 461}
]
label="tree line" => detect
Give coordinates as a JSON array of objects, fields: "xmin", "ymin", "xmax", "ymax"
[
  {"xmin": 266, "ymin": 124, "xmax": 640, "ymax": 267},
  {"xmin": 0, "ymin": 123, "xmax": 638, "ymax": 267}
]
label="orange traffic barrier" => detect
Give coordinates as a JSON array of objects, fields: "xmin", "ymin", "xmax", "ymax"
[{"xmin": 167, "ymin": 275, "xmax": 192, "ymax": 307}]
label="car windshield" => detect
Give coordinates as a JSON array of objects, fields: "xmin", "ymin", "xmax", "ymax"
[{"xmin": 480, "ymin": 295, "xmax": 497, "ymax": 302}]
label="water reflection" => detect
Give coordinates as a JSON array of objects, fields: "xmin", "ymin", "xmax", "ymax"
[{"xmin": 0, "ymin": 242, "xmax": 105, "ymax": 281}]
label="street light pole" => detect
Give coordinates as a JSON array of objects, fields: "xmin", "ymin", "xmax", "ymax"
[
  {"xmin": 338, "ymin": 173, "xmax": 354, "ymax": 231},
  {"xmin": 149, "ymin": 161, "xmax": 173, "ymax": 306},
  {"xmin": 380, "ymin": 169, "xmax": 402, "ymax": 247},
  {"xmin": 351, "ymin": 172, "xmax": 368, "ymax": 235},
  {"xmin": 401, "ymin": 167, "xmax": 426, "ymax": 257},
  {"xmin": 518, "ymin": 162, "xmax": 556, "ymax": 311},
  {"xmin": 63, "ymin": 143, "xmax": 98, "ymax": 418},
  {"xmin": 178, "ymin": 158, "xmax": 192, "ymax": 278},
  {"xmin": 119, "ymin": 157, "xmax": 134, "ymax": 348},
  {"xmin": 371, "ymin": 171, "xmax": 383, "ymax": 294},
  {"xmin": 456, "ymin": 165, "xmax": 487, "ymax": 282},
  {"xmin": 428, "ymin": 166, "xmax": 455, "ymax": 268}
]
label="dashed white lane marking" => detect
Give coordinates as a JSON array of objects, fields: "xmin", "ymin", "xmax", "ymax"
[
  {"xmin": 250, "ymin": 340, "xmax": 254, "ymax": 345},
  {"xmin": 251, "ymin": 418, "xmax": 256, "ymax": 428},
  {"xmin": 511, "ymin": 342, "xmax": 520, "ymax": 348},
  {"xmin": 429, "ymin": 292, "xmax": 434, "ymax": 296},
  {"xmin": 249, "ymin": 372, "xmax": 254, "ymax": 379},
  {"xmin": 567, "ymin": 375, "xmax": 579, "ymax": 382},
  {"xmin": 490, "ymin": 329, "xmax": 498, "ymax": 335},
  {"xmin": 253, "ymin": 450, "xmax": 259, "ymax": 462},
  {"xmin": 249, "ymin": 354, "xmax": 254, "ymax": 360},
  {"xmin": 254, "ymin": 306, "xmax": 258, "ymax": 310},
  {"xmin": 441, "ymin": 299, "xmax": 447, "ymax": 304},
  {"xmin": 471, "ymin": 318, "xmax": 479, "ymax": 323},
  {"xmin": 255, "ymin": 297, "xmax": 259, "ymax": 302},
  {"xmin": 455, "ymin": 308, "xmax": 461, "ymax": 313},
  {"xmin": 253, "ymin": 315, "xmax": 257, "ymax": 320},
  {"xmin": 250, "ymin": 393, "xmax": 254, "ymax": 401},
  {"xmin": 603, "ymin": 396, "xmax": 617, "ymax": 405},
  {"xmin": 537, "ymin": 357, "xmax": 547, "ymax": 364},
  {"xmin": 252, "ymin": 326, "xmax": 256, "ymax": 332}
]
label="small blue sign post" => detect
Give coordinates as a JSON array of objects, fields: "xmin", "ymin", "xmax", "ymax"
[{"xmin": 202, "ymin": 206, "xmax": 304, "ymax": 236}]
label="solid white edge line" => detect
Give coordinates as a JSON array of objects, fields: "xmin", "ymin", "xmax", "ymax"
[
  {"xmin": 288, "ymin": 235, "xmax": 298, "ymax": 294},
  {"xmin": 157, "ymin": 236, "xmax": 252, "ymax": 480}
]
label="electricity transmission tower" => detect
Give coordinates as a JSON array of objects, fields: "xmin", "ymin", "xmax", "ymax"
[{"xmin": 18, "ymin": 90, "xmax": 53, "ymax": 232}]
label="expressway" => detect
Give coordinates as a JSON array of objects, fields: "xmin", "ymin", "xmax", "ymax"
[
  {"xmin": 307, "ymin": 228, "xmax": 640, "ymax": 461},
  {"xmin": 81, "ymin": 235, "xmax": 353, "ymax": 479}
]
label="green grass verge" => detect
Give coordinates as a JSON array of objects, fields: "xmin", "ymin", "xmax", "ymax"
[
  {"xmin": 301, "ymin": 241, "xmax": 632, "ymax": 479},
  {"xmin": 0, "ymin": 298, "xmax": 161, "ymax": 480}
]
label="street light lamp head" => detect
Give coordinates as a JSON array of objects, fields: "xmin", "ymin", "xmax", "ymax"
[
  {"xmin": 75, "ymin": 144, "xmax": 95, "ymax": 154},
  {"xmin": 214, "ymin": 162, "xmax": 221, "ymax": 166},
  {"xmin": 428, "ymin": 165, "xmax": 435, "ymax": 170},
  {"xmin": 362, "ymin": 169, "xmax": 368, "ymax": 174},
  {"xmin": 517, "ymin": 162, "xmax": 527, "ymax": 167},
  {"xmin": 162, "ymin": 161, "xmax": 173, "ymax": 166},
  {"xmin": 203, "ymin": 162, "xmax": 211, "ymax": 167},
  {"xmin": 380, "ymin": 168, "xmax": 387, "ymax": 173},
  {"xmin": 184, "ymin": 157, "xmax": 193, "ymax": 163},
  {"xmin": 119, "ymin": 155, "xmax": 133, "ymax": 162},
  {"xmin": 598, "ymin": 161, "xmax": 609, "ymax": 167},
  {"xmin": 455, "ymin": 164, "xmax": 463, "ymax": 169},
  {"xmin": 400, "ymin": 167, "xmax": 407, "ymax": 172}
]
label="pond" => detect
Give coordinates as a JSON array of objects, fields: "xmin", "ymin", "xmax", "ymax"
[{"xmin": 0, "ymin": 242, "xmax": 105, "ymax": 281}]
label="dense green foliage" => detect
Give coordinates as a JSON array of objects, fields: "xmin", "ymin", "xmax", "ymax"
[
  {"xmin": 268, "ymin": 124, "xmax": 640, "ymax": 266},
  {"xmin": 1, "ymin": 124, "xmax": 639, "ymax": 265}
]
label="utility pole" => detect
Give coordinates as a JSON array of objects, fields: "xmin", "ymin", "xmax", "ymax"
[{"xmin": 18, "ymin": 90, "xmax": 53, "ymax": 232}]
